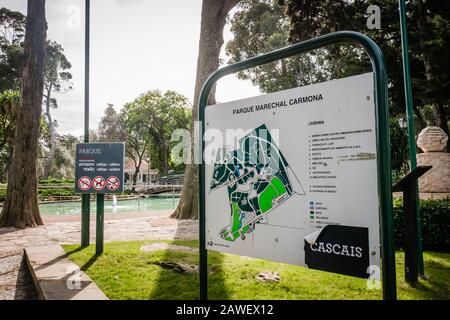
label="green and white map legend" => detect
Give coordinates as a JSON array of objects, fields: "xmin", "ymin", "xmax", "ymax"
[{"xmin": 204, "ymin": 73, "xmax": 381, "ymax": 278}]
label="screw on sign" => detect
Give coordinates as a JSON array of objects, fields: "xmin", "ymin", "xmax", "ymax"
[
  {"xmin": 92, "ymin": 176, "xmax": 106, "ymax": 191},
  {"xmin": 78, "ymin": 176, "xmax": 91, "ymax": 191},
  {"xmin": 106, "ymin": 176, "xmax": 120, "ymax": 191}
]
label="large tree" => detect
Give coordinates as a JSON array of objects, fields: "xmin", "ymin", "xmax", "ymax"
[
  {"xmin": 172, "ymin": 0, "xmax": 240, "ymax": 220},
  {"xmin": 278, "ymin": 0, "xmax": 449, "ymax": 138},
  {"xmin": 128, "ymin": 90, "xmax": 191, "ymax": 175},
  {"xmin": 0, "ymin": 0, "xmax": 47, "ymax": 228},
  {"xmin": 97, "ymin": 104, "xmax": 121, "ymax": 142},
  {"xmin": 42, "ymin": 41, "xmax": 72, "ymax": 179},
  {"xmin": 410, "ymin": 0, "xmax": 450, "ymax": 150},
  {"xmin": 226, "ymin": 0, "xmax": 331, "ymax": 93},
  {"xmin": 119, "ymin": 102, "xmax": 150, "ymax": 186}
]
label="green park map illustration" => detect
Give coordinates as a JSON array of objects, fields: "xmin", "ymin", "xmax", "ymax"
[{"xmin": 210, "ymin": 124, "xmax": 304, "ymax": 241}]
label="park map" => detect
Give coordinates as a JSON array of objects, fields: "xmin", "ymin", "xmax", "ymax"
[{"xmin": 210, "ymin": 124, "xmax": 304, "ymax": 241}]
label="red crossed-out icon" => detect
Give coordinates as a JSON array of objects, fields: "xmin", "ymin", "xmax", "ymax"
[
  {"xmin": 92, "ymin": 176, "xmax": 105, "ymax": 191},
  {"xmin": 78, "ymin": 176, "xmax": 91, "ymax": 191},
  {"xmin": 106, "ymin": 176, "xmax": 120, "ymax": 191}
]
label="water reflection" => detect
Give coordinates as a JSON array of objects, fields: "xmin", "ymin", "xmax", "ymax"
[{"xmin": 39, "ymin": 196, "xmax": 180, "ymax": 215}]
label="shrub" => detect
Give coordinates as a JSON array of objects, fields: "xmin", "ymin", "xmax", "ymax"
[
  {"xmin": 39, "ymin": 178, "xmax": 75, "ymax": 185},
  {"xmin": 38, "ymin": 188, "xmax": 75, "ymax": 197},
  {"xmin": 393, "ymin": 198, "xmax": 450, "ymax": 252}
]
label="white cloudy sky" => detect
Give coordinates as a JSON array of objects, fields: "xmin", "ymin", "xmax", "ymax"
[{"xmin": 0, "ymin": 0, "xmax": 260, "ymax": 136}]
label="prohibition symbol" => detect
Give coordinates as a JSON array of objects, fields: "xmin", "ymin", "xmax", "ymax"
[
  {"xmin": 106, "ymin": 176, "xmax": 120, "ymax": 191},
  {"xmin": 78, "ymin": 176, "xmax": 91, "ymax": 191},
  {"xmin": 92, "ymin": 176, "xmax": 105, "ymax": 191}
]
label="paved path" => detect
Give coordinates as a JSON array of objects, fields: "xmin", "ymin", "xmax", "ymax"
[{"xmin": 0, "ymin": 210, "xmax": 198, "ymax": 300}]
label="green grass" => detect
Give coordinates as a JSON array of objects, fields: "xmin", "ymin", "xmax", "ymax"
[{"xmin": 63, "ymin": 240, "xmax": 450, "ymax": 300}]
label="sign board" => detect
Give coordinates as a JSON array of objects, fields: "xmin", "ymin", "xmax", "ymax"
[
  {"xmin": 75, "ymin": 143, "xmax": 125, "ymax": 194},
  {"xmin": 204, "ymin": 73, "xmax": 380, "ymax": 279}
]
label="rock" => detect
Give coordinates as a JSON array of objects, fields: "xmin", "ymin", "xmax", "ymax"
[
  {"xmin": 155, "ymin": 261, "xmax": 198, "ymax": 274},
  {"xmin": 417, "ymin": 126, "xmax": 448, "ymax": 152},
  {"xmin": 416, "ymin": 126, "xmax": 450, "ymax": 194},
  {"xmin": 417, "ymin": 152, "xmax": 450, "ymax": 193},
  {"xmin": 256, "ymin": 271, "xmax": 281, "ymax": 283}
]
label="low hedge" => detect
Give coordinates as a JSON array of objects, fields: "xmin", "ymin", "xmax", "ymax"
[
  {"xmin": 393, "ymin": 198, "xmax": 450, "ymax": 252},
  {"xmin": 38, "ymin": 188, "xmax": 75, "ymax": 197},
  {"xmin": 39, "ymin": 178, "xmax": 75, "ymax": 185}
]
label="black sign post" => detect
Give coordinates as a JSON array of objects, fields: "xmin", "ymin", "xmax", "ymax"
[
  {"xmin": 75, "ymin": 142, "xmax": 125, "ymax": 254},
  {"xmin": 392, "ymin": 165, "xmax": 432, "ymax": 283}
]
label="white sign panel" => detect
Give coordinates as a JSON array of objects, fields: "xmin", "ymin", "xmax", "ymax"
[{"xmin": 204, "ymin": 73, "xmax": 380, "ymax": 279}]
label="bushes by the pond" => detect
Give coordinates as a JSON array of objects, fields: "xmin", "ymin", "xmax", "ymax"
[
  {"xmin": 39, "ymin": 178, "xmax": 75, "ymax": 185},
  {"xmin": 38, "ymin": 188, "xmax": 75, "ymax": 197},
  {"xmin": 393, "ymin": 198, "xmax": 450, "ymax": 252},
  {"xmin": 37, "ymin": 179, "xmax": 76, "ymax": 198}
]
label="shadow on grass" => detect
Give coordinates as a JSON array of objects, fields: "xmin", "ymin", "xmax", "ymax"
[
  {"xmin": 148, "ymin": 219, "xmax": 230, "ymax": 300},
  {"xmin": 394, "ymin": 251, "xmax": 450, "ymax": 299},
  {"xmin": 64, "ymin": 246, "xmax": 99, "ymax": 272},
  {"xmin": 64, "ymin": 245, "xmax": 85, "ymax": 256},
  {"xmin": 410, "ymin": 259, "xmax": 450, "ymax": 299},
  {"xmin": 79, "ymin": 254, "xmax": 99, "ymax": 272}
]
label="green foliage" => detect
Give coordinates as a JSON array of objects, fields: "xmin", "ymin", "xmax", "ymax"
[
  {"xmin": 97, "ymin": 104, "xmax": 122, "ymax": 142},
  {"xmin": 36, "ymin": 179, "xmax": 76, "ymax": 198},
  {"xmin": 38, "ymin": 188, "xmax": 75, "ymax": 198},
  {"xmin": 38, "ymin": 178, "xmax": 75, "ymax": 185},
  {"xmin": 0, "ymin": 89, "xmax": 19, "ymax": 181},
  {"xmin": 63, "ymin": 240, "xmax": 450, "ymax": 300},
  {"xmin": 226, "ymin": 0, "xmax": 332, "ymax": 93},
  {"xmin": 0, "ymin": 7, "xmax": 26, "ymax": 92},
  {"xmin": 393, "ymin": 198, "xmax": 450, "ymax": 251},
  {"xmin": 44, "ymin": 41, "xmax": 73, "ymax": 96},
  {"xmin": 390, "ymin": 118, "xmax": 409, "ymax": 183},
  {"xmin": 228, "ymin": 0, "xmax": 450, "ymax": 175},
  {"xmin": 278, "ymin": 0, "xmax": 450, "ymax": 131},
  {"xmin": 121, "ymin": 90, "xmax": 191, "ymax": 175},
  {"xmin": 0, "ymin": 89, "xmax": 18, "ymax": 146}
]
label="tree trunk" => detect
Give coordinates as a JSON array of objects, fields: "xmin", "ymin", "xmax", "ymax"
[
  {"xmin": 0, "ymin": 0, "xmax": 46, "ymax": 228},
  {"xmin": 133, "ymin": 166, "xmax": 140, "ymax": 186},
  {"xmin": 132, "ymin": 153, "xmax": 145, "ymax": 190},
  {"xmin": 171, "ymin": 0, "xmax": 240, "ymax": 220},
  {"xmin": 43, "ymin": 86, "xmax": 56, "ymax": 180},
  {"xmin": 162, "ymin": 144, "xmax": 169, "ymax": 176},
  {"xmin": 43, "ymin": 125, "xmax": 56, "ymax": 179}
]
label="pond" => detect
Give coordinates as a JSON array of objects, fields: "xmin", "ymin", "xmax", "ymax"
[{"xmin": 39, "ymin": 196, "xmax": 180, "ymax": 215}]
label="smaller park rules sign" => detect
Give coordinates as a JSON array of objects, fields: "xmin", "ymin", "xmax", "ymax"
[{"xmin": 75, "ymin": 143, "xmax": 125, "ymax": 194}]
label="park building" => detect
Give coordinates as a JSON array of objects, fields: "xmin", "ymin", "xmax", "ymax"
[{"xmin": 124, "ymin": 159, "xmax": 159, "ymax": 185}]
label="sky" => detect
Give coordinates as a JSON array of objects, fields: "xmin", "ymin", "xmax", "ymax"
[{"xmin": 0, "ymin": 0, "xmax": 260, "ymax": 136}]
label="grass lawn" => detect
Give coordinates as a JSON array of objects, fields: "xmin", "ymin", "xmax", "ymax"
[{"xmin": 63, "ymin": 240, "xmax": 450, "ymax": 300}]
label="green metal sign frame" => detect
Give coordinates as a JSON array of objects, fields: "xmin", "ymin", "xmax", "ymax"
[
  {"xmin": 198, "ymin": 31, "xmax": 397, "ymax": 300},
  {"xmin": 398, "ymin": 0, "xmax": 424, "ymax": 276}
]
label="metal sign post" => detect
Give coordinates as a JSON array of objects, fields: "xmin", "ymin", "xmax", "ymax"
[
  {"xmin": 198, "ymin": 31, "xmax": 396, "ymax": 300},
  {"xmin": 398, "ymin": 0, "xmax": 424, "ymax": 276},
  {"xmin": 96, "ymin": 194, "xmax": 104, "ymax": 255},
  {"xmin": 392, "ymin": 165, "xmax": 431, "ymax": 283},
  {"xmin": 81, "ymin": 0, "xmax": 91, "ymax": 248}
]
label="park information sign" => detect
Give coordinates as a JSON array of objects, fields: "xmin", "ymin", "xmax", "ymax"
[
  {"xmin": 75, "ymin": 143, "xmax": 125, "ymax": 194},
  {"xmin": 204, "ymin": 72, "xmax": 380, "ymax": 279}
]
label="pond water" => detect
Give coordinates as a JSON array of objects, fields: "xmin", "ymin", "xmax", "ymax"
[{"xmin": 39, "ymin": 196, "xmax": 180, "ymax": 215}]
